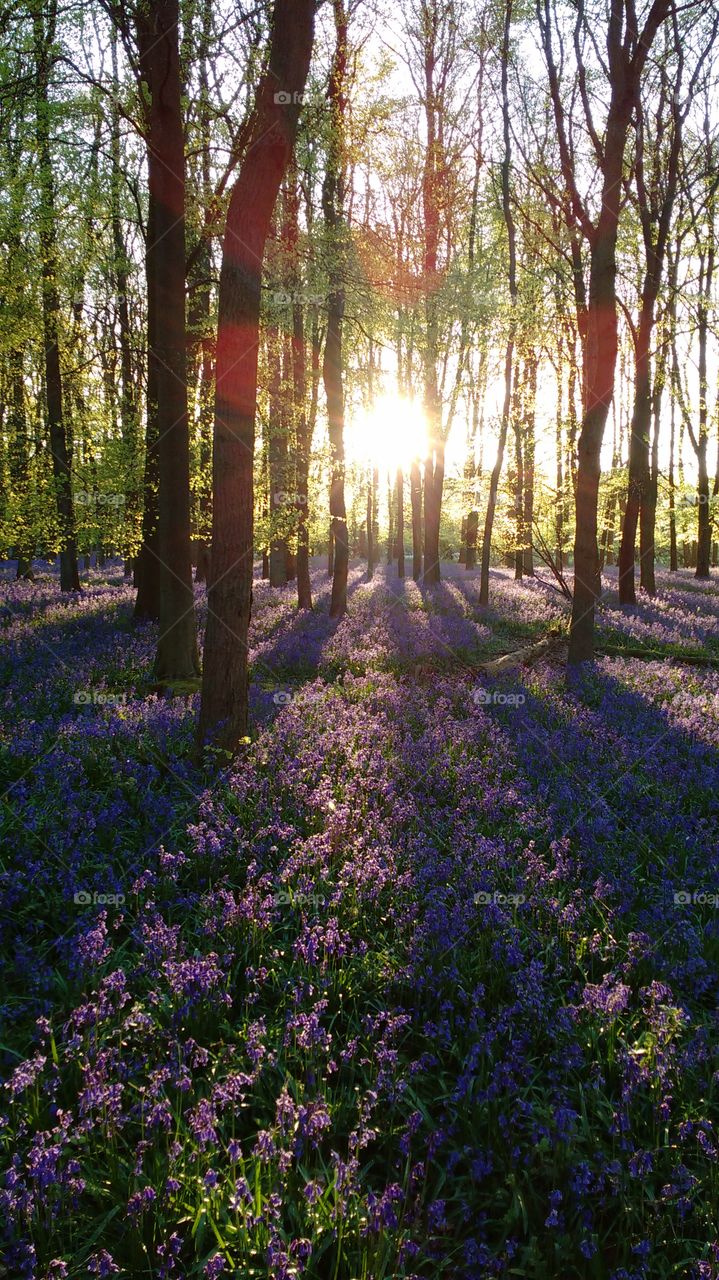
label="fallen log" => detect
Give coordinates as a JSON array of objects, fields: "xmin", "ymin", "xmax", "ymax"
[
  {"xmin": 595, "ymin": 643, "xmax": 719, "ymax": 668},
  {"xmin": 479, "ymin": 628, "xmax": 567, "ymax": 676}
]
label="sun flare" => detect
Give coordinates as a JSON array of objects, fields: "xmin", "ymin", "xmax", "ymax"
[{"xmin": 348, "ymin": 393, "xmax": 428, "ymax": 473}]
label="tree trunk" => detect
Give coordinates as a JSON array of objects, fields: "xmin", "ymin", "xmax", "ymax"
[
  {"xmin": 539, "ymin": 0, "xmax": 671, "ymax": 661},
  {"xmin": 618, "ymin": 303, "xmax": 653, "ymax": 603},
  {"xmin": 569, "ymin": 137, "xmax": 634, "ymax": 661},
  {"xmin": 640, "ymin": 334, "xmax": 664, "ymax": 596},
  {"xmin": 669, "ymin": 387, "xmax": 677, "ymax": 571},
  {"xmin": 111, "ymin": 29, "xmax": 140, "ymax": 566},
  {"xmin": 480, "ymin": 337, "xmax": 513, "ymax": 606},
  {"xmin": 511, "ymin": 409, "xmax": 524, "ymax": 586},
  {"xmin": 137, "ymin": 0, "xmax": 198, "ymax": 678},
  {"xmin": 555, "ymin": 360, "xmax": 564, "ymax": 570},
  {"xmin": 569, "ymin": 210, "xmax": 627, "ymax": 660},
  {"xmin": 396, "ymin": 466, "xmax": 405, "ymax": 578},
  {"xmin": 366, "ymin": 471, "xmax": 375, "ymax": 579},
  {"xmin": 522, "ymin": 355, "xmax": 536, "ymax": 575},
  {"xmin": 268, "ymin": 319, "xmax": 288, "ymax": 587},
  {"xmin": 480, "ymin": 0, "xmax": 516, "ymax": 607},
  {"xmin": 696, "ymin": 240, "xmax": 713, "ymax": 578},
  {"xmin": 198, "ymin": 0, "xmax": 315, "ymax": 749},
  {"xmin": 8, "ymin": 348, "xmax": 33, "ymax": 574},
  {"xmin": 323, "ymin": 0, "xmax": 349, "ymax": 620},
  {"xmin": 288, "ymin": 166, "xmax": 313, "ymax": 611},
  {"xmin": 34, "ymin": 5, "xmax": 80, "ymax": 592},
  {"xmin": 410, "ymin": 459, "xmax": 422, "ymax": 580},
  {"xmin": 466, "ymin": 509, "xmax": 478, "ymax": 570},
  {"xmin": 134, "ymin": 193, "xmax": 161, "ymax": 622}
]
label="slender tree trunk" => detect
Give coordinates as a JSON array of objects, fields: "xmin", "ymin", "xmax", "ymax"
[
  {"xmin": 669, "ymin": 386, "xmax": 677, "ymax": 571},
  {"xmin": 522, "ymin": 354, "xmax": 536, "ymax": 574},
  {"xmin": 696, "ymin": 241, "xmax": 713, "ymax": 578},
  {"xmin": 466, "ymin": 509, "xmax": 478, "ymax": 569},
  {"xmin": 420, "ymin": 14, "xmax": 443, "ymax": 586},
  {"xmin": 640, "ymin": 330, "xmax": 665, "ymax": 595},
  {"xmin": 34, "ymin": 4, "xmax": 79, "ymax": 592},
  {"xmin": 323, "ymin": 0, "xmax": 349, "ymax": 620},
  {"xmin": 111, "ymin": 29, "xmax": 140, "ymax": 565},
  {"xmin": 187, "ymin": 0, "xmax": 214, "ymax": 584},
  {"xmin": 410, "ymin": 459, "xmax": 422, "ymax": 580},
  {"xmin": 480, "ymin": 338, "xmax": 513, "ymax": 606},
  {"xmin": 268, "ymin": 319, "xmax": 288, "ymax": 587},
  {"xmin": 480, "ymin": 0, "xmax": 516, "ymax": 606},
  {"xmin": 198, "ymin": 0, "xmax": 315, "ymax": 749},
  {"xmin": 555, "ymin": 358, "xmax": 564, "ymax": 570},
  {"xmin": 514, "ymin": 405, "xmax": 524, "ymax": 581},
  {"xmin": 618, "ymin": 304, "xmax": 653, "ymax": 603},
  {"xmin": 294, "ymin": 313, "xmax": 313, "ymax": 608},
  {"xmin": 396, "ymin": 466, "xmax": 405, "ymax": 578},
  {"xmin": 137, "ymin": 0, "xmax": 198, "ymax": 678},
  {"xmin": 287, "ymin": 166, "xmax": 313, "ymax": 611},
  {"xmin": 134, "ymin": 192, "xmax": 161, "ymax": 621},
  {"xmin": 8, "ymin": 348, "xmax": 34, "ymax": 578},
  {"xmin": 366, "ymin": 470, "xmax": 375, "ymax": 578}
]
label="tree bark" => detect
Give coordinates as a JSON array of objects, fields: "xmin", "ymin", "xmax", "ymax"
[
  {"xmin": 134, "ymin": 192, "xmax": 161, "ymax": 622},
  {"xmin": 323, "ymin": 0, "xmax": 349, "ymax": 620},
  {"xmin": 480, "ymin": 0, "xmax": 516, "ymax": 606},
  {"xmin": 396, "ymin": 467, "xmax": 405, "ymax": 578},
  {"xmin": 366, "ymin": 470, "xmax": 375, "ymax": 579},
  {"xmin": 198, "ymin": 0, "xmax": 315, "ymax": 749},
  {"xmin": 539, "ymin": 0, "xmax": 671, "ymax": 661},
  {"xmin": 410, "ymin": 459, "xmax": 422, "ymax": 580},
  {"xmin": 137, "ymin": 0, "xmax": 199, "ymax": 678},
  {"xmin": 286, "ymin": 162, "xmax": 313, "ymax": 611},
  {"xmin": 33, "ymin": 3, "xmax": 80, "ymax": 592}
]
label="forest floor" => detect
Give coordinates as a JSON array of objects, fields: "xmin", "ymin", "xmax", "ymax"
[{"xmin": 1, "ymin": 559, "xmax": 719, "ymax": 1279}]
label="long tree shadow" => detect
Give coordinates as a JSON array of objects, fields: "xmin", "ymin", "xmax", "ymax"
[{"xmin": 400, "ymin": 656, "xmax": 719, "ymax": 1009}]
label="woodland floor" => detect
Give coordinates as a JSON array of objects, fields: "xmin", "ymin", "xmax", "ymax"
[{"xmin": 1, "ymin": 559, "xmax": 719, "ymax": 1279}]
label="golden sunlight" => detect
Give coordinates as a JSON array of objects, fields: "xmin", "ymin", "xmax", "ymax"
[{"xmin": 347, "ymin": 393, "xmax": 428, "ymax": 473}]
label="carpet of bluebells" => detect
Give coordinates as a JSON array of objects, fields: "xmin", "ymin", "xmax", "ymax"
[{"xmin": 2, "ymin": 558, "xmax": 719, "ymax": 1279}]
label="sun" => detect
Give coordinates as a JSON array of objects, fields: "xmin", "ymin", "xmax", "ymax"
[{"xmin": 347, "ymin": 393, "xmax": 428, "ymax": 473}]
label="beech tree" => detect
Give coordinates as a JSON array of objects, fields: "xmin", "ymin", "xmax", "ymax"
[
  {"xmin": 198, "ymin": 0, "xmax": 315, "ymax": 750},
  {"xmin": 33, "ymin": 1, "xmax": 80, "ymax": 592},
  {"xmin": 323, "ymin": 0, "xmax": 350, "ymax": 619},
  {"xmin": 539, "ymin": 0, "xmax": 673, "ymax": 662},
  {"xmin": 617, "ymin": 10, "xmax": 715, "ymax": 601}
]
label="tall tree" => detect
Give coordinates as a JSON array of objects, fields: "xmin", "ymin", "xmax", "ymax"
[
  {"xmin": 33, "ymin": 1, "xmax": 80, "ymax": 592},
  {"xmin": 539, "ymin": 0, "xmax": 672, "ymax": 662},
  {"xmin": 480, "ymin": 0, "xmax": 517, "ymax": 607},
  {"xmin": 198, "ymin": 0, "xmax": 315, "ymax": 750},
  {"xmin": 323, "ymin": 0, "xmax": 350, "ymax": 619},
  {"xmin": 136, "ymin": 0, "xmax": 199, "ymax": 678},
  {"xmin": 617, "ymin": 10, "xmax": 706, "ymax": 601}
]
